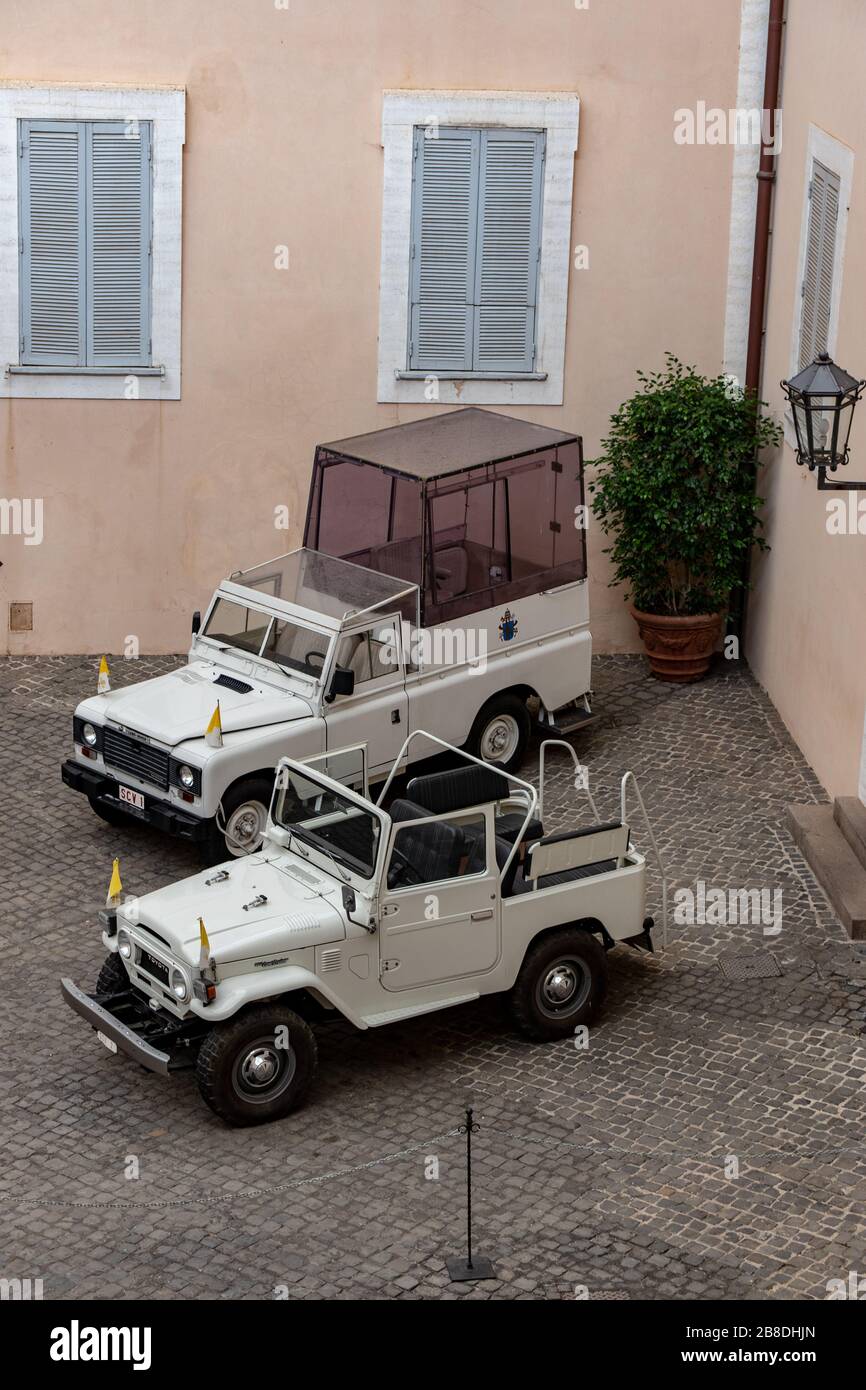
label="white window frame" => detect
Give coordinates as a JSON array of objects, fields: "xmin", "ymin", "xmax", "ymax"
[
  {"xmin": 0, "ymin": 82, "xmax": 184, "ymax": 400},
  {"xmin": 785, "ymin": 125, "xmax": 854, "ymax": 448},
  {"xmin": 377, "ymin": 90, "xmax": 579, "ymax": 407}
]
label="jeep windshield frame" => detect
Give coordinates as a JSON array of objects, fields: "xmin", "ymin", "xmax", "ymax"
[{"xmin": 271, "ymin": 762, "xmax": 385, "ymax": 883}]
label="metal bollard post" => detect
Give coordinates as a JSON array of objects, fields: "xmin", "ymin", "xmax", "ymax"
[{"xmin": 446, "ymin": 1107, "xmax": 496, "ymax": 1282}]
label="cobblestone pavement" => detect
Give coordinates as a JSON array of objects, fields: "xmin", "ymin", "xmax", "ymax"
[{"xmin": 1, "ymin": 654, "xmax": 865, "ymax": 1301}]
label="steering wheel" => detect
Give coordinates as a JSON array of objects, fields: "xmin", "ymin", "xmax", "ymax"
[
  {"xmin": 388, "ymin": 845, "xmax": 425, "ymax": 888},
  {"xmin": 305, "ymin": 649, "xmax": 326, "ymax": 674}
]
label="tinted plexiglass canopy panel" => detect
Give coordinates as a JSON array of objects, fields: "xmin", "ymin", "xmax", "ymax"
[
  {"xmin": 318, "ymin": 407, "xmax": 578, "ymax": 479},
  {"xmin": 231, "ymin": 549, "xmax": 419, "ymax": 627},
  {"xmin": 305, "ymin": 408, "xmax": 586, "ymax": 627}
]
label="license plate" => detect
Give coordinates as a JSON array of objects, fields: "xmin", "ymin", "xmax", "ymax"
[
  {"xmin": 97, "ymin": 1030, "xmax": 118, "ymax": 1054},
  {"xmin": 118, "ymin": 785, "xmax": 145, "ymax": 810}
]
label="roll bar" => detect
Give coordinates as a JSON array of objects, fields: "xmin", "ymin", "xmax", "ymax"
[
  {"xmin": 375, "ymin": 730, "xmax": 537, "ymax": 886},
  {"xmin": 621, "ymin": 771, "xmax": 669, "ymax": 948}
]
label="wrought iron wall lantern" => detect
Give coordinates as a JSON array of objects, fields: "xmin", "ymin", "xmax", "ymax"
[{"xmin": 781, "ymin": 353, "xmax": 866, "ymax": 490}]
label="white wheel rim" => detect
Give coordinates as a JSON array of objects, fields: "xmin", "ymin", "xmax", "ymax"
[
  {"xmin": 224, "ymin": 800, "xmax": 267, "ymax": 856},
  {"xmin": 480, "ymin": 714, "xmax": 519, "ymax": 763}
]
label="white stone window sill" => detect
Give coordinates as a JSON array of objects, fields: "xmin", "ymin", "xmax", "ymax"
[
  {"xmin": 396, "ymin": 370, "xmax": 548, "ymax": 382},
  {"xmin": 8, "ymin": 364, "xmax": 165, "ymax": 377}
]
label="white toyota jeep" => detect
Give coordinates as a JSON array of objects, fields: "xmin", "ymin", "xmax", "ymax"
[
  {"xmin": 61, "ymin": 409, "xmax": 593, "ymax": 863},
  {"xmin": 61, "ymin": 734, "xmax": 655, "ymax": 1126}
]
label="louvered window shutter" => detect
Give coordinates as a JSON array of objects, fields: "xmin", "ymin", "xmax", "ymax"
[
  {"xmin": 474, "ymin": 129, "xmax": 545, "ymax": 375},
  {"xmin": 87, "ymin": 122, "xmax": 151, "ymax": 366},
  {"xmin": 19, "ymin": 119, "xmax": 151, "ymax": 368},
  {"xmin": 19, "ymin": 121, "xmax": 87, "ymax": 366},
  {"xmin": 409, "ymin": 128, "xmax": 479, "ymax": 372},
  {"xmin": 798, "ymin": 160, "xmax": 841, "ymax": 370},
  {"xmin": 408, "ymin": 126, "xmax": 545, "ymax": 376}
]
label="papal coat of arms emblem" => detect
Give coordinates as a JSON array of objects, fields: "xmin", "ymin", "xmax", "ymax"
[{"xmin": 498, "ymin": 609, "xmax": 518, "ymax": 643}]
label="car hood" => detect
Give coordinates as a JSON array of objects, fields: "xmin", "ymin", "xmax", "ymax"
[
  {"xmin": 79, "ymin": 661, "xmax": 314, "ymax": 746},
  {"xmin": 120, "ymin": 853, "xmax": 346, "ymax": 965}
]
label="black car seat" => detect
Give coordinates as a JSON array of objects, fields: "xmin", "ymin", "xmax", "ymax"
[
  {"xmin": 386, "ymin": 799, "xmax": 466, "ymax": 888},
  {"xmin": 407, "ymin": 764, "xmax": 543, "ymax": 851}
]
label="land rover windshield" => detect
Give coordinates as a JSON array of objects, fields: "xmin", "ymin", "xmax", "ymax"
[
  {"xmin": 203, "ymin": 598, "xmax": 331, "ymax": 677},
  {"xmin": 274, "ymin": 766, "xmax": 381, "ymax": 880}
]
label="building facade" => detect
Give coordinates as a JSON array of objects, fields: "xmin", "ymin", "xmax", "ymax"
[
  {"xmin": 0, "ymin": 0, "xmax": 863, "ymax": 806},
  {"xmin": 744, "ymin": 0, "xmax": 866, "ymax": 805},
  {"xmin": 0, "ymin": 0, "xmax": 743, "ymax": 658}
]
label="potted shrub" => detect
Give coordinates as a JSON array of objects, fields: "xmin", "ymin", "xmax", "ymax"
[{"xmin": 589, "ymin": 355, "xmax": 782, "ymax": 682}]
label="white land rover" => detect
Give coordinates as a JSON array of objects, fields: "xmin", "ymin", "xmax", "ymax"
[
  {"xmin": 61, "ymin": 734, "xmax": 655, "ymax": 1126},
  {"xmin": 62, "ymin": 409, "xmax": 593, "ymax": 863}
]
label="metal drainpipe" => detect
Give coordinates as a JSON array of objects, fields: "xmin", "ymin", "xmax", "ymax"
[{"xmin": 732, "ymin": 0, "xmax": 787, "ymax": 646}]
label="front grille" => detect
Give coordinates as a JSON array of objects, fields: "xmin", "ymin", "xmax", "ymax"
[
  {"xmin": 138, "ymin": 949, "xmax": 170, "ymax": 987},
  {"xmin": 103, "ymin": 727, "xmax": 170, "ymax": 791},
  {"xmin": 214, "ymin": 673, "xmax": 252, "ymax": 694}
]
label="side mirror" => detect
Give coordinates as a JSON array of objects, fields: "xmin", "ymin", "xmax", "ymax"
[
  {"xmin": 325, "ymin": 667, "xmax": 355, "ymax": 703},
  {"xmin": 341, "ymin": 885, "xmax": 357, "ymax": 915},
  {"xmin": 191, "ymin": 610, "xmax": 201, "ymax": 636}
]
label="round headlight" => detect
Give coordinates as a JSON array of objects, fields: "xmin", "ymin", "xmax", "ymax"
[
  {"xmin": 117, "ymin": 928, "xmax": 132, "ymax": 959},
  {"xmin": 82, "ymin": 722, "xmax": 98, "ymax": 747},
  {"xmin": 177, "ymin": 764, "xmax": 195, "ymax": 790},
  {"xmin": 171, "ymin": 968, "xmax": 189, "ymax": 1002}
]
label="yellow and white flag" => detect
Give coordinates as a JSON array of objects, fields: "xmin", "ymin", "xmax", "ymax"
[
  {"xmin": 198, "ymin": 917, "xmax": 211, "ymax": 972},
  {"xmin": 97, "ymin": 655, "xmax": 111, "ymax": 694},
  {"xmin": 106, "ymin": 857, "xmax": 123, "ymax": 907},
  {"xmin": 205, "ymin": 702, "xmax": 223, "ymax": 748}
]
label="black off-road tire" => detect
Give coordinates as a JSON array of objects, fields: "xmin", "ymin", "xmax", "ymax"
[
  {"xmin": 199, "ymin": 777, "xmax": 274, "ymax": 867},
  {"xmin": 195, "ymin": 1004, "xmax": 318, "ymax": 1127},
  {"xmin": 95, "ymin": 952, "xmax": 129, "ymax": 996},
  {"xmin": 509, "ymin": 928, "xmax": 608, "ymax": 1041},
  {"xmin": 465, "ymin": 693, "xmax": 531, "ymax": 773}
]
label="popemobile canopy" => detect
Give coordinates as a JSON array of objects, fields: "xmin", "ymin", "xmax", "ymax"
[{"xmin": 304, "ymin": 407, "xmax": 586, "ymax": 628}]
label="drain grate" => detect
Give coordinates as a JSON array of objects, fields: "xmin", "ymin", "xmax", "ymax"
[{"xmin": 717, "ymin": 951, "xmax": 782, "ymax": 981}]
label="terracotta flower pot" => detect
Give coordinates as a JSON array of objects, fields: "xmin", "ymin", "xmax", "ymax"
[{"xmin": 630, "ymin": 607, "xmax": 724, "ymax": 683}]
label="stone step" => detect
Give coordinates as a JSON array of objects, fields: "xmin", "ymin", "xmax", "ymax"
[
  {"xmin": 787, "ymin": 803, "xmax": 866, "ymax": 939},
  {"xmin": 834, "ymin": 796, "xmax": 866, "ymax": 872}
]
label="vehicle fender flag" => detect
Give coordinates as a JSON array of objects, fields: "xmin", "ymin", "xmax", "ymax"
[
  {"xmin": 106, "ymin": 857, "xmax": 123, "ymax": 907},
  {"xmin": 97, "ymin": 655, "xmax": 111, "ymax": 694},
  {"xmin": 198, "ymin": 917, "xmax": 211, "ymax": 972},
  {"xmin": 205, "ymin": 702, "xmax": 223, "ymax": 748}
]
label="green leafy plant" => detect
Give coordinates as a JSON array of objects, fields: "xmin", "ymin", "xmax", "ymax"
[{"xmin": 588, "ymin": 355, "xmax": 782, "ymax": 616}]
